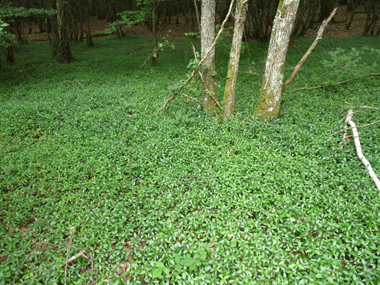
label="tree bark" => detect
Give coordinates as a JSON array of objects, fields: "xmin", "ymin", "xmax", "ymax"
[
  {"xmin": 254, "ymin": 0, "xmax": 300, "ymax": 119},
  {"xmin": 201, "ymin": 0, "xmax": 218, "ymax": 113},
  {"xmin": 48, "ymin": 0, "xmax": 60, "ymax": 56},
  {"xmin": 56, "ymin": 0, "xmax": 74, "ymax": 63},
  {"xmin": 151, "ymin": 4, "xmax": 159, "ymax": 64},
  {"xmin": 84, "ymin": 0, "xmax": 94, "ymax": 47},
  {"xmin": 222, "ymin": 0, "xmax": 248, "ymax": 121}
]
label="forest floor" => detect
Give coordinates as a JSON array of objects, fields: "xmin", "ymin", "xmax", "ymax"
[
  {"xmin": 20, "ymin": 4, "xmax": 379, "ymax": 43},
  {"xmin": 1, "ymin": 32, "xmax": 380, "ymax": 284}
]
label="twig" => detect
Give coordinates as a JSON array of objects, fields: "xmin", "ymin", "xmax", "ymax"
[
  {"xmin": 345, "ymin": 110, "xmax": 380, "ymax": 191},
  {"xmin": 156, "ymin": 0, "xmax": 236, "ymax": 114},
  {"xmin": 193, "ymin": 0, "xmax": 201, "ymax": 32},
  {"xmin": 59, "ymin": 250, "xmax": 86, "ymax": 268},
  {"xmin": 90, "ymin": 252, "xmax": 94, "ymax": 285},
  {"xmin": 284, "ymin": 8, "xmax": 337, "ymax": 90},
  {"xmin": 174, "ymin": 100, "xmax": 194, "ymax": 106},
  {"xmin": 191, "ymin": 44, "xmax": 221, "ymax": 108},
  {"xmin": 362, "ymin": 105, "xmax": 379, "ymax": 111},
  {"xmin": 12, "ymin": 247, "xmax": 39, "ymax": 285},
  {"xmin": 339, "ymin": 111, "xmax": 365, "ymax": 123},
  {"xmin": 182, "ymin": 93, "xmax": 202, "ymax": 103},
  {"xmin": 331, "ymin": 119, "xmax": 380, "ymax": 136},
  {"xmin": 288, "ymin": 73, "xmax": 380, "ymax": 93},
  {"xmin": 64, "ymin": 227, "xmax": 75, "ymax": 285},
  {"xmin": 76, "ymin": 79, "xmax": 84, "ymax": 90}
]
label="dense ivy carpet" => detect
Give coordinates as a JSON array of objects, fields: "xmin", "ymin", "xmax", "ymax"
[{"xmin": 1, "ymin": 36, "xmax": 380, "ymax": 284}]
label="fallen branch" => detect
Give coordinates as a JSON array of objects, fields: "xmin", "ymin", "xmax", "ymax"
[
  {"xmin": 362, "ymin": 105, "xmax": 379, "ymax": 111},
  {"xmin": 288, "ymin": 73, "xmax": 380, "ymax": 93},
  {"xmin": 339, "ymin": 111, "xmax": 365, "ymax": 123},
  {"xmin": 331, "ymin": 119, "xmax": 380, "ymax": 136},
  {"xmin": 58, "ymin": 250, "xmax": 88, "ymax": 268},
  {"xmin": 345, "ymin": 110, "xmax": 380, "ymax": 191},
  {"xmin": 156, "ymin": 0, "xmax": 236, "ymax": 114},
  {"xmin": 284, "ymin": 8, "xmax": 337, "ymax": 90},
  {"xmin": 76, "ymin": 79, "xmax": 84, "ymax": 90},
  {"xmin": 64, "ymin": 227, "xmax": 75, "ymax": 285},
  {"xmin": 181, "ymin": 93, "xmax": 202, "ymax": 103}
]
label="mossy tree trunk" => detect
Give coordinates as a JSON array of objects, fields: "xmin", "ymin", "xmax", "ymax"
[
  {"xmin": 222, "ymin": 0, "xmax": 248, "ymax": 121},
  {"xmin": 201, "ymin": 0, "xmax": 218, "ymax": 113},
  {"xmin": 56, "ymin": 0, "xmax": 74, "ymax": 63},
  {"xmin": 254, "ymin": 0, "xmax": 300, "ymax": 120}
]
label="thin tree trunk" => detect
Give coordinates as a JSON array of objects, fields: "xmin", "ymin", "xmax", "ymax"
[
  {"xmin": 152, "ymin": 5, "xmax": 159, "ymax": 64},
  {"xmin": 201, "ymin": 0, "xmax": 218, "ymax": 113},
  {"xmin": 5, "ymin": 40, "xmax": 15, "ymax": 63},
  {"xmin": 84, "ymin": 0, "xmax": 94, "ymax": 46},
  {"xmin": 56, "ymin": 0, "xmax": 74, "ymax": 63},
  {"xmin": 345, "ymin": 0, "xmax": 357, "ymax": 29},
  {"xmin": 222, "ymin": 0, "xmax": 248, "ymax": 121},
  {"xmin": 49, "ymin": 0, "xmax": 60, "ymax": 56},
  {"xmin": 254, "ymin": 0, "xmax": 300, "ymax": 119}
]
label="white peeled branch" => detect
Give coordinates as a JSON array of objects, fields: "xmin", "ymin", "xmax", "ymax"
[{"xmin": 345, "ymin": 109, "xmax": 380, "ymax": 191}]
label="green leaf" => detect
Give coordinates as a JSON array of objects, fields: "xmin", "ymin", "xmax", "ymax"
[
  {"xmin": 155, "ymin": 262, "xmax": 164, "ymax": 268},
  {"xmin": 175, "ymin": 264, "xmax": 181, "ymax": 273},
  {"xmin": 182, "ymin": 257, "xmax": 195, "ymax": 266},
  {"xmin": 174, "ymin": 254, "xmax": 181, "ymax": 264},
  {"xmin": 189, "ymin": 263, "xmax": 197, "ymax": 271},
  {"xmin": 199, "ymin": 252, "xmax": 207, "ymax": 261},
  {"xmin": 152, "ymin": 268, "xmax": 162, "ymax": 278}
]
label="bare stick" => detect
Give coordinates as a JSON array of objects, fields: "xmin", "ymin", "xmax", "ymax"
[
  {"xmin": 362, "ymin": 105, "xmax": 379, "ymax": 111},
  {"xmin": 182, "ymin": 93, "xmax": 202, "ymax": 103},
  {"xmin": 288, "ymin": 73, "xmax": 380, "ymax": 93},
  {"xmin": 76, "ymin": 79, "xmax": 84, "ymax": 90},
  {"xmin": 90, "ymin": 252, "xmax": 94, "ymax": 284},
  {"xmin": 64, "ymin": 227, "xmax": 75, "ymax": 285},
  {"xmin": 193, "ymin": 0, "xmax": 201, "ymax": 33},
  {"xmin": 156, "ymin": 0, "xmax": 236, "ymax": 114},
  {"xmin": 191, "ymin": 44, "xmax": 221, "ymax": 108},
  {"xmin": 284, "ymin": 7, "xmax": 337, "ymax": 90},
  {"xmin": 331, "ymin": 119, "xmax": 380, "ymax": 136},
  {"xmin": 346, "ymin": 110, "xmax": 380, "ymax": 191},
  {"xmin": 59, "ymin": 250, "xmax": 86, "ymax": 268},
  {"xmin": 339, "ymin": 111, "xmax": 365, "ymax": 123}
]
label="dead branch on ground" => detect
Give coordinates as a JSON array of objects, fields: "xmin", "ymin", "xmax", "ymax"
[
  {"xmin": 343, "ymin": 110, "xmax": 380, "ymax": 191},
  {"xmin": 288, "ymin": 73, "xmax": 380, "ymax": 93}
]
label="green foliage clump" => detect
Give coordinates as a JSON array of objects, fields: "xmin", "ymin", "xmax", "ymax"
[{"xmin": 0, "ymin": 35, "xmax": 380, "ymax": 284}]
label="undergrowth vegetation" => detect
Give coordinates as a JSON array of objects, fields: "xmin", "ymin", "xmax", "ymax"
[{"xmin": 0, "ymin": 35, "xmax": 380, "ymax": 284}]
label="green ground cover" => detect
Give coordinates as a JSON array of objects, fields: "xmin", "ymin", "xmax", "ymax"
[{"xmin": 0, "ymin": 35, "xmax": 380, "ymax": 284}]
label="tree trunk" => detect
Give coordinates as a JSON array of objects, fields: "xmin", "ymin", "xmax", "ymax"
[
  {"xmin": 201, "ymin": 0, "xmax": 218, "ymax": 113},
  {"xmin": 222, "ymin": 0, "xmax": 248, "ymax": 121},
  {"xmin": 10, "ymin": 17, "xmax": 27, "ymax": 44},
  {"xmin": 345, "ymin": 0, "xmax": 358, "ymax": 29},
  {"xmin": 84, "ymin": 0, "xmax": 94, "ymax": 46},
  {"xmin": 56, "ymin": 0, "xmax": 74, "ymax": 63},
  {"xmin": 152, "ymin": 5, "xmax": 159, "ymax": 64},
  {"xmin": 254, "ymin": 0, "xmax": 300, "ymax": 119},
  {"xmin": 48, "ymin": 0, "xmax": 60, "ymax": 56},
  {"xmin": 5, "ymin": 40, "xmax": 15, "ymax": 63}
]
